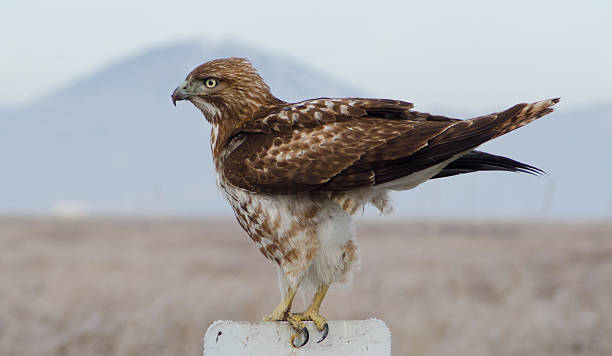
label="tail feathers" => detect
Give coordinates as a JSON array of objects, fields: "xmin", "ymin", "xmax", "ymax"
[
  {"xmin": 431, "ymin": 150, "xmax": 544, "ymax": 179},
  {"xmin": 485, "ymin": 97, "xmax": 560, "ymax": 140},
  {"xmin": 430, "ymin": 98, "xmax": 559, "ymax": 178}
]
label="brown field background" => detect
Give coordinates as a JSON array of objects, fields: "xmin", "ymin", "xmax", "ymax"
[{"xmin": 0, "ymin": 217, "xmax": 611, "ymax": 355}]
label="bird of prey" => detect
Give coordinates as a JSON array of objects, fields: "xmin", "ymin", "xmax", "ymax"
[{"xmin": 172, "ymin": 57, "xmax": 557, "ymax": 347}]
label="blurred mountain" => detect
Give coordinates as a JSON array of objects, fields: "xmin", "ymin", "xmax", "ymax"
[{"xmin": 1, "ymin": 39, "xmax": 610, "ymax": 218}]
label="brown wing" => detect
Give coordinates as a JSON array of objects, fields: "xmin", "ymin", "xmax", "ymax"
[{"xmin": 221, "ymin": 97, "xmax": 559, "ymax": 194}]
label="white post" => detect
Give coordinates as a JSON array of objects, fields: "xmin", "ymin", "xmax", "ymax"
[{"xmin": 204, "ymin": 319, "xmax": 391, "ymax": 355}]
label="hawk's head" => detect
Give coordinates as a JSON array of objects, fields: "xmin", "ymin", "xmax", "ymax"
[{"xmin": 172, "ymin": 57, "xmax": 279, "ymax": 123}]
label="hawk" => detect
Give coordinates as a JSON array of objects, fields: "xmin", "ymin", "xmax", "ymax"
[{"xmin": 172, "ymin": 57, "xmax": 558, "ymax": 347}]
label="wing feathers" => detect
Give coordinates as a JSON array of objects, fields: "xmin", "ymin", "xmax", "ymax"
[
  {"xmin": 221, "ymin": 98, "xmax": 558, "ymax": 194},
  {"xmin": 327, "ymin": 99, "xmax": 557, "ymax": 188}
]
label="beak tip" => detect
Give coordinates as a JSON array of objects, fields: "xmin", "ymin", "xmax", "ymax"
[{"xmin": 172, "ymin": 83, "xmax": 189, "ymax": 107}]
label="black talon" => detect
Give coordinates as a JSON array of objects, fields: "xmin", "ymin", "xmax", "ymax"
[
  {"xmin": 292, "ymin": 327, "xmax": 309, "ymax": 348},
  {"xmin": 317, "ymin": 323, "xmax": 329, "ymax": 343}
]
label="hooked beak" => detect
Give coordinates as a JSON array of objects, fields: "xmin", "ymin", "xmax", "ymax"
[{"xmin": 171, "ymin": 81, "xmax": 191, "ymax": 106}]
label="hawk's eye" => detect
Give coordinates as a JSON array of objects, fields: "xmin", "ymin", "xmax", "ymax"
[{"xmin": 205, "ymin": 78, "xmax": 218, "ymax": 88}]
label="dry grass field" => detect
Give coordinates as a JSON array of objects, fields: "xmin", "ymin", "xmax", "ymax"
[{"xmin": 0, "ymin": 217, "xmax": 611, "ymax": 355}]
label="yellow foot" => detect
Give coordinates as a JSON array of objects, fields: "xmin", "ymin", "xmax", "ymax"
[
  {"xmin": 286, "ymin": 313, "xmax": 309, "ymax": 348},
  {"xmin": 301, "ymin": 309, "xmax": 328, "ymax": 333},
  {"xmin": 286, "ymin": 311, "xmax": 329, "ymax": 347},
  {"xmin": 262, "ymin": 306, "xmax": 289, "ymax": 322},
  {"xmin": 262, "ymin": 287, "xmax": 296, "ymax": 322}
]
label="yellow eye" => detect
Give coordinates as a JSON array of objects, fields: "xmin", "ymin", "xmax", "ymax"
[{"xmin": 205, "ymin": 78, "xmax": 217, "ymax": 88}]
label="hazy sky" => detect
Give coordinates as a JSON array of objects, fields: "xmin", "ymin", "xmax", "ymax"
[{"xmin": 2, "ymin": 0, "xmax": 611, "ymax": 110}]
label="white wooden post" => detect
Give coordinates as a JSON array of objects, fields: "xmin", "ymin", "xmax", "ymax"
[{"xmin": 204, "ymin": 319, "xmax": 391, "ymax": 355}]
